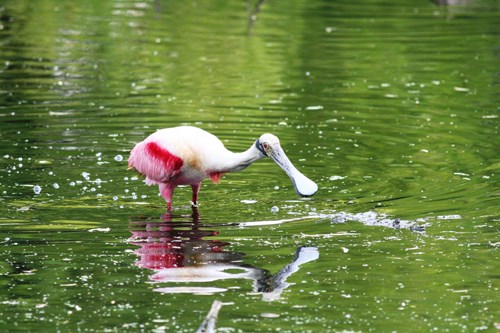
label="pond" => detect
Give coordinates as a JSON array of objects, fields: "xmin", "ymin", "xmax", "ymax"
[{"xmin": 0, "ymin": 0, "xmax": 498, "ymax": 332}]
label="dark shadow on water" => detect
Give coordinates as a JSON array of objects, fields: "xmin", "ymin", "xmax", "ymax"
[
  {"xmin": 246, "ymin": 0, "xmax": 266, "ymax": 36},
  {"xmin": 128, "ymin": 208, "xmax": 319, "ymax": 301},
  {"xmin": 433, "ymin": 0, "xmax": 474, "ymax": 5}
]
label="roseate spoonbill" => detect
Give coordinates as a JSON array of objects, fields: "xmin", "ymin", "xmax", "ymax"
[{"xmin": 128, "ymin": 126, "xmax": 317, "ymax": 210}]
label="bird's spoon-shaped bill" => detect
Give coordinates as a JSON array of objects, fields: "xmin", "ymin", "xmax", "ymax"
[{"xmin": 268, "ymin": 146, "xmax": 318, "ymax": 197}]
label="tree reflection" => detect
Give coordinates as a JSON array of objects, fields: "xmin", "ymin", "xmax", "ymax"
[{"xmin": 128, "ymin": 208, "xmax": 319, "ymax": 301}]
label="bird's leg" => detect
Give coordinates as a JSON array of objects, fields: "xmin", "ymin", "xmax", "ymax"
[
  {"xmin": 191, "ymin": 182, "xmax": 201, "ymax": 207},
  {"xmin": 159, "ymin": 183, "xmax": 175, "ymax": 211},
  {"xmin": 191, "ymin": 206, "xmax": 200, "ymax": 222}
]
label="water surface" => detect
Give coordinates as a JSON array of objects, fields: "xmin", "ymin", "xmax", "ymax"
[{"xmin": 0, "ymin": 0, "xmax": 498, "ymax": 332}]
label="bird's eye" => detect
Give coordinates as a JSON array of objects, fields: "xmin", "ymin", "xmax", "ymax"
[{"xmin": 262, "ymin": 143, "xmax": 269, "ymax": 150}]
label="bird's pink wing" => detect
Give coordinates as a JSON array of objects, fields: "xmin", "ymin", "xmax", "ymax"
[{"xmin": 128, "ymin": 141, "xmax": 184, "ymax": 183}]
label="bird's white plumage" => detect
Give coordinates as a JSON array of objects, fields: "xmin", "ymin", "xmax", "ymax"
[{"xmin": 128, "ymin": 126, "xmax": 317, "ymax": 210}]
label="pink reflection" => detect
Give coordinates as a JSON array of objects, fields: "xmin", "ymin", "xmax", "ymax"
[
  {"xmin": 128, "ymin": 208, "xmax": 319, "ymax": 300},
  {"xmin": 129, "ymin": 210, "xmax": 240, "ymax": 271}
]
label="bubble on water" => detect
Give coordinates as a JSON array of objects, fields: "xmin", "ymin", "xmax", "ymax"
[
  {"xmin": 53, "ymin": 183, "xmax": 59, "ymax": 189},
  {"xmin": 69, "ymin": 182, "xmax": 75, "ymax": 186},
  {"xmin": 94, "ymin": 178, "xmax": 102, "ymax": 185},
  {"xmin": 240, "ymin": 199, "xmax": 257, "ymax": 204},
  {"xmin": 95, "ymin": 152, "xmax": 102, "ymax": 157},
  {"xmin": 261, "ymin": 313, "xmax": 280, "ymax": 318},
  {"xmin": 271, "ymin": 206, "xmax": 279, "ymax": 213},
  {"xmin": 81, "ymin": 172, "xmax": 90, "ymax": 180},
  {"xmin": 274, "ymin": 186, "xmax": 280, "ymax": 190},
  {"xmin": 114, "ymin": 154, "xmax": 123, "ymax": 162},
  {"xmin": 112, "ymin": 196, "xmax": 118, "ymax": 201},
  {"xmin": 33, "ymin": 185, "xmax": 42, "ymax": 194}
]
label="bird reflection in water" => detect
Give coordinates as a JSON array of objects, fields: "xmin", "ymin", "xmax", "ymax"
[{"xmin": 128, "ymin": 208, "xmax": 319, "ymax": 301}]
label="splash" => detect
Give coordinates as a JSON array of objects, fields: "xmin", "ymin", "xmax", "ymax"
[{"xmin": 229, "ymin": 210, "xmax": 429, "ymax": 232}]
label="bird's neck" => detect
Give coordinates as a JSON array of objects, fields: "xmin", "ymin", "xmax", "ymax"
[{"xmin": 219, "ymin": 144, "xmax": 264, "ymax": 172}]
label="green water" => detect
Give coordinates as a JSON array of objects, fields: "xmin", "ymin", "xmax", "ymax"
[{"xmin": 0, "ymin": 0, "xmax": 498, "ymax": 332}]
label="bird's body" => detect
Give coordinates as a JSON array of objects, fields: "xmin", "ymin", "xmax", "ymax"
[{"xmin": 128, "ymin": 126, "xmax": 317, "ymax": 210}]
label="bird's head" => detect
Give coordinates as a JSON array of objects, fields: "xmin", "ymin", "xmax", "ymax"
[
  {"xmin": 255, "ymin": 133, "xmax": 318, "ymax": 197},
  {"xmin": 255, "ymin": 133, "xmax": 280, "ymax": 157}
]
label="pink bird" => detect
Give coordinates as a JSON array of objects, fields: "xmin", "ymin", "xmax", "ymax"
[{"xmin": 128, "ymin": 126, "xmax": 317, "ymax": 211}]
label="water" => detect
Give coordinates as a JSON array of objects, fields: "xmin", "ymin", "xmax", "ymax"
[{"xmin": 0, "ymin": 0, "xmax": 498, "ymax": 332}]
